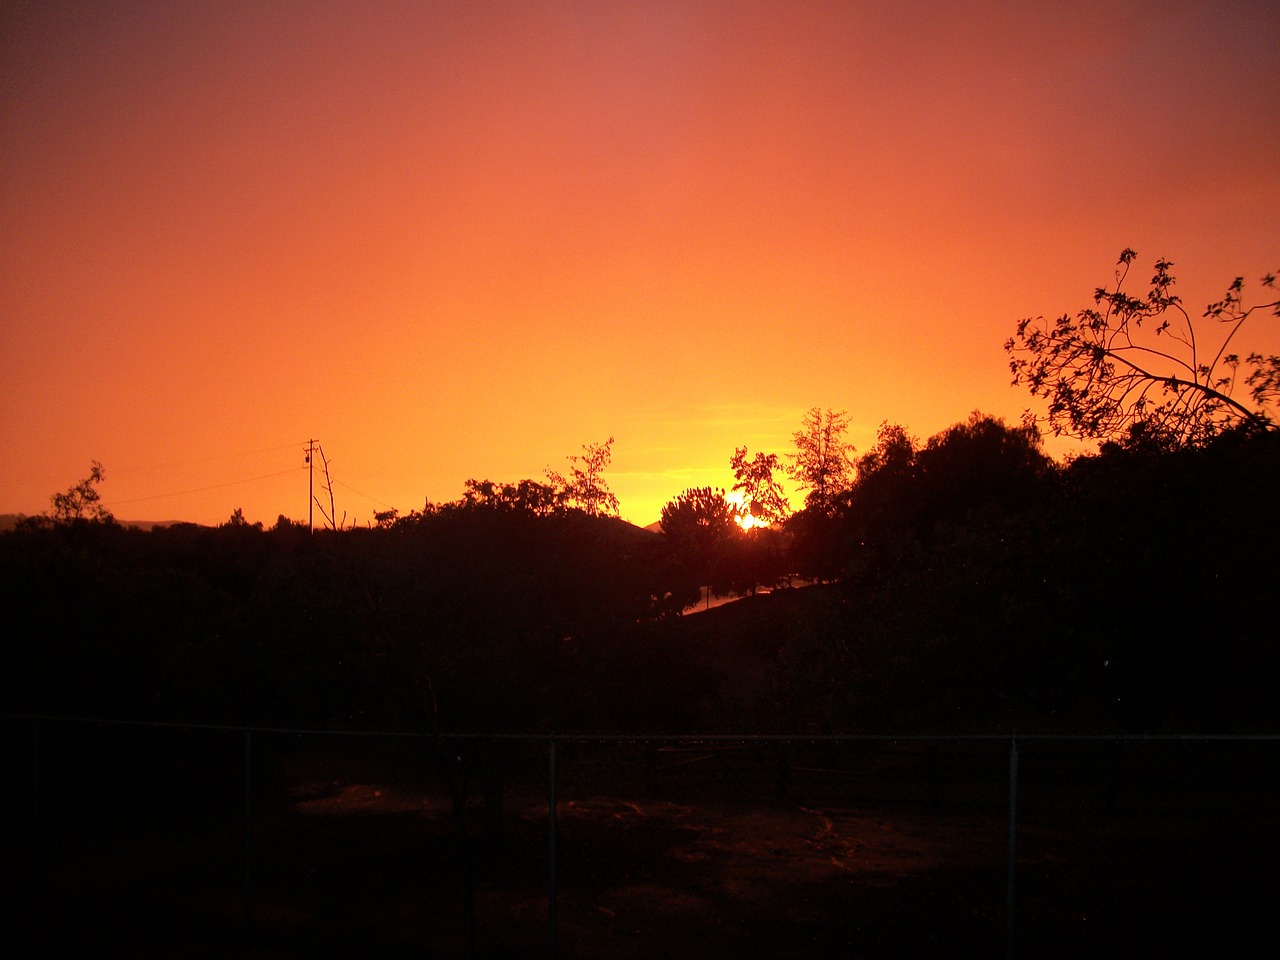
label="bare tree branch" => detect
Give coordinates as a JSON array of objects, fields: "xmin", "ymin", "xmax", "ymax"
[{"xmin": 1006, "ymin": 251, "xmax": 1278, "ymax": 447}]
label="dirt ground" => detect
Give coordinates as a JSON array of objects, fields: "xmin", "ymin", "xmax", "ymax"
[
  {"xmin": 20, "ymin": 791, "xmax": 1007, "ymax": 958},
  {"xmin": 11, "ymin": 735, "xmax": 1278, "ymax": 959}
]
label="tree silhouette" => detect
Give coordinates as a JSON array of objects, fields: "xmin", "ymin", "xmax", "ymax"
[
  {"xmin": 1006, "ymin": 250, "xmax": 1280, "ymax": 447},
  {"xmin": 855, "ymin": 421, "xmax": 917, "ymax": 481},
  {"xmin": 546, "ymin": 437, "xmax": 620, "ymax": 517},
  {"xmin": 660, "ymin": 486, "xmax": 741, "ymax": 604},
  {"xmin": 788, "ymin": 408, "xmax": 856, "ymax": 513},
  {"xmin": 838, "ymin": 422, "xmax": 921, "ymax": 579},
  {"xmin": 730, "ymin": 446, "xmax": 791, "ymax": 525},
  {"xmin": 48, "ymin": 460, "xmax": 113, "ymax": 524},
  {"xmin": 914, "ymin": 412, "xmax": 1054, "ymax": 527},
  {"xmin": 222, "ymin": 507, "xmax": 262, "ymax": 529},
  {"xmin": 460, "ymin": 478, "xmax": 563, "ymax": 515}
]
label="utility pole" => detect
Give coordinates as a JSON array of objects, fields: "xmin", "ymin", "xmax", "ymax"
[{"xmin": 305, "ymin": 439, "xmax": 316, "ymax": 534}]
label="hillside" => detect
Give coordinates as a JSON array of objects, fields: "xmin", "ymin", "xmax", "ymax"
[{"xmin": 0, "ymin": 514, "xmax": 190, "ymax": 532}]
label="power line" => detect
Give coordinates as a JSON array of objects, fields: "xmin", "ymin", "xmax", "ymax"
[
  {"xmin": 332, "ymin": 479, "xmax": 399, "ymax": 511},
  {"xmin": 97, "ymin": 441, "xmax": 401, "ymax": 521},
  {"xmin": 103, "ymin": 467, "xmax": 307, "ymax": 507},
  {"xmin": 126, "ymin": 442, "xmax": 304, "ymax": 472}
]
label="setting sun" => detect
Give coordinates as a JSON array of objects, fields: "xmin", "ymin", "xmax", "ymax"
[{"xmin": 726, "ymin": 491, "xmax": 771, "ymax": 531}]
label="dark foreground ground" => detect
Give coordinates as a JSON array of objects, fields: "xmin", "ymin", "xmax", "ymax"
[{"xmin": 6, "ymin": 727, "xmax": 1278, "ymax": 959}]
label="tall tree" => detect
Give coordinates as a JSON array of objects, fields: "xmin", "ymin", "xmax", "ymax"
[
  {"xmin": 1006, "ymin": 250, "xmax": 1280, "ymax": 448},
  {"xmin": 729, "ymin": 446, "xmax": 791, "ymax": 526},
  {"xmin": 842, "ymin": 421, "xmax": 921, "ymax": 575},
  {"xmin": 659, "ymin": 486, "xmax": 742, "ymax": 601},
  {"xmin": 546, "ymin": 437, "xmax": 620, "ymax": 518},
  {"xmin": 855, "ymin": 422, "xmax": 917, "ymax": 480},
  {"xmin": 789, "ymin": 408, "xmax": 856, "ymax": 513},
  {"xmin": 915, "ymin": 412, "xmax": 1054, "ymax": 524}
]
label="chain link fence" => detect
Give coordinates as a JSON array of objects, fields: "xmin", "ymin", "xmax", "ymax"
[{"xmin": 7, "ymin": 717, "xmax": 1277, "ymax": 958}]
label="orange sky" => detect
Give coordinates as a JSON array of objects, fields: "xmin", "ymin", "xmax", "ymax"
[{"xmin": 2, "ymin": 0, "xmax": 1277, "ymax": 527}]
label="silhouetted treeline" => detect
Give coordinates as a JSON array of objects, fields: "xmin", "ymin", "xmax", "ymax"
[
  {"xmin": 4, "ymin": 419, "xmax": 1278, "ymax": 734},
  {"xmin": 773, "ymin": 418, "xmax": 1280, "ymax": 733},
  {"xmin": 2, "ymin": 503, "xmax": 712, "ymax": 731}
]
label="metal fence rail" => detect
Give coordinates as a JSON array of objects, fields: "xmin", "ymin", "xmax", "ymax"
[{"xmin": 7, "ymin": 716, "xmax": 1278, "ymax": 959}]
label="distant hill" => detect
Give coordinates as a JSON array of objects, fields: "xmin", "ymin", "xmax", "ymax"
[
  {"xmin": 116, "ymin": 519, "xmax": 193, "ymax": 531},
  {"xmin": 1, "ymin": 512, "xmax": 647, "ymax": 535},
  {"xmin": 603, "ymin": 515, "xmax": 662, "ymax": 541},
  {"xmin": 0, "ymin": 514, "xmax": 190, "ymax": 532}
]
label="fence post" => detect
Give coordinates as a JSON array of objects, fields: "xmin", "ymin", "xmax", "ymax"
[
  {"xmin": 30, "ymin": 718, "xmax": 43, "ymax": 944},
  {"xmin": 548, "ymin": 735, "xmax": 557, "ymax": 960},
  {"xmin": 926, "ymin": 741, "xmax": 940, "ymax": 812},
  {"xmin": 644, "ymin": 739, "xmax": 657, "ymax": 795},
  {"xmin": 31, "ymin": 718, "xmax": 42, "ymax": 854},
  {"xmin": 243, "ymin": 729, "xmax": 253, "ymax": 935},
  {"xmin": 775, "ymin": 740, "xmax": 790, "ymax": 802},
  {"xmin": 1005, "ymin": 735, "xmax": 1019, "ymax": 960}
]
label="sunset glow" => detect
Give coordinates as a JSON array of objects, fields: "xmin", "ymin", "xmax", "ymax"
[
  {"xmin": 2, "ymin": 1, "xmax": 1277, "ymax": 528},
  {"xmin": 724, "ymin": 490, "xmax": 768, "ymax": 530}
]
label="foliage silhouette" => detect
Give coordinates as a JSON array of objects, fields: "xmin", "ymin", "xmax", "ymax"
[
  {"xmin": 785, "ymin": 423, "xmax": 1280, "ymax": 732},
  {"xmin": 6, "ymin": 411, "xmax": 1279, "ymax": 737},
  {"xmin": 459, "ymin": 477, "xmax": 564, "ymax": 515},
  {"xmin": 1007, "ymin": 250, "xmax": 1280, "ymax": 447},
  {"xmin": 41, "ymin": 460, "xmax": 114, "ymax": 526},
  {"xmin": 788, "ymin": 408, "xmax": 856, "ymax": 512},
  {"xmin": 729, "ymin": 446, "xmax": 791, "ymax": 526},
  {"xmin": 659, "ymin": 486, "xmax": 742, "ymax": 603},
  {"xmin": 545, "ymin": 437, "xmax": 620, "ymax": 517},
  {"xmin": 222, "ymin": 507, "xmax": 262, "ymax": 529}
]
